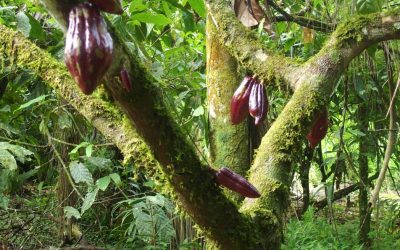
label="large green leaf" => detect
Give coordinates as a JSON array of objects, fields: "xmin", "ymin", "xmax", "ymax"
[
  {"xmin": 356, "ymin": 0, "xmax": 382, "ymax": 14},
  {"xmin": 81, "ymin": 188, "xmax": 98, "ymax": 214},
  {"xmin": 0, "ymin": 142, "xmax": 33, "ymax": 164},
  {"xmin": 131, "ymin": 12, "xmax": 172, "ymax": 26},
  {"xmin": 187, "ymin": 0, "xmax": 206, "ymax": 18},
  {"xmin": 69, "ymin": 161, "xmax": 93, "ymax": 185},
  {"xmin": 96, "ymin": 176, "xmax": 111, "ymax": 191},
  {"xmin": 16, "ymin": 12, "xmax": 45, "ymax": 41},
  {"xmin": 64, "ymin": 206, "xmax": 81, "ymax": 219}
]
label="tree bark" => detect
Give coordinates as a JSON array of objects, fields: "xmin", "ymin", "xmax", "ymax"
[
  {"xmin": 206, "ymin": 14, "xmax": 249, "ymax": 203},
  {"xmin": 357, "ymin": 103, "xmax": 371, "ymax": 248}
]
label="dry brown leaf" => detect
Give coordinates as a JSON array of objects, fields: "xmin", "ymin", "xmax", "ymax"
[{"xmin": 234, "ymin": 0, "xmax": 274, "ymax": 35}]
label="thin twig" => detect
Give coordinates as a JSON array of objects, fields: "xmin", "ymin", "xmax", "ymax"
[
  {"xmin": 48, "ymin": 134, "xmax": 84, "ymax": 201},
  {"xmin": 369, "ymin": 43, "xmax": 397, "ymax": 209}
]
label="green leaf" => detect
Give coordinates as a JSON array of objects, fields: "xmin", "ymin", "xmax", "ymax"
[
  {"xmin": 15, "ymin": 94, "xmax": 48, "ymax": 112},
  {"xmin": 69, "ymin": 161, "xmax": 93, "ymax": 185},
  {"xmin": 85, "ymin": 144, "xmax": 93, "ymax": 157},
  {"xmin": 0, "ymin": 194, "xmax": 9, "ymax": 209},
  {"xmin": 192, "ymin": 106, "xmax": 204, "ymax": 117},
  {"xmin": 110, "ymin": 173, "xmax": 121, "ymax": 186},
  {"xmin": 0, "ymin": 142, "xmax": 33, "ymax": 164},
  {"xmin": 83, "ymin": 156, "xmax": 113, "ymax": 171},
  {"xmin": 16, "ymin": 12, "xmax": 45, "ymax": 40},
  {"xmin": 81, "ymin": 188, "xmax": 98, "ymax": 214},
  {"xmin": 96, "ymin": 176, "xmax": 111, "ymax": 191},
  {"xmin": 16, "ymin": 12, "xmax": 31, "ymax": 37},
  {"xmin": 131, "ymin": 12, "xmax": 172, "ymax": 26},
  {"xmin": 64, "ymin": 206, "xmax": 81, "ymax": 219},
  {"xmin": 356, "ymin": 0, "xmax": 382, "ymax": 14},
  {"xmin": 57, "ymin": 112, "xmax": 73, "ymax": 129},
  {"xmin": 129, "ymin": 0, "xmax": 147, "ymax": 12},
  {"xmin": 69, "ymin": 142, "xmax": 90, "ymax": 156},
  {"xmin": 187, "ymin": 0, "xmax": 206, "ymax": 18},
  {"xmin": 0, "ymin": 148, "xmax": 17, "ymax": 170}
]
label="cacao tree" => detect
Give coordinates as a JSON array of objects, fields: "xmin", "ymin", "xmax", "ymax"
[{"xmin": 1, "ymin": 0, "xmax": 399, "ymax": 249}]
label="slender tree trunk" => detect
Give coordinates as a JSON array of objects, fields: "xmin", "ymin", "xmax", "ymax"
[
  {"xmin": 55, "ymin": 102, "xmax": 79, "ymax": 245},
  {"xmin": 357, "ymin": 104, "xmax": 371, "ymax": 248},
  {"xmin": 206, "ymin": 14, "xmax": 249, "ymax": 203}
]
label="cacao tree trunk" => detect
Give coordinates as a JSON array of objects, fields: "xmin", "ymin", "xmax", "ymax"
[{"xmin": 206, "ymin": 14, "xmax": 249, "ymax": 203}]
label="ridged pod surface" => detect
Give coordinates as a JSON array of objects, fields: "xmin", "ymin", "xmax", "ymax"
[
  {"xmin": 307, "ymin": 109, "xmax": 329, "ymax": 148},
  {"xmin": 249, "ymin": 80, "xmax": 268, "ymax": 125},
  {"xmin": 230, "ymin": 76, "xmax": 253, "ymax": 124},
  {"xmin": 215, "ymin": 167, "xmax": 261, "ymax": 198},
  {"xmin": 65, "ymin": 3, "xmax": 113, "ymax": 95},
  {"xmin": 88, "ymin": 0, "xmax": 123, "ymax": 14}
]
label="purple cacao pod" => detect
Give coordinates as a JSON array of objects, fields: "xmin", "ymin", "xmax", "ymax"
[
  {"xmin": 307, "ymin": 109, "xmax": 328, "ymax": 149},
  {"xmin": 65, "ymin": 3, "xmax": 114, "ymax": 95},
  {"xmin": 215, "ymin": 167, "xmax": 261, "ymax": 198},
  {"xmin": 249, "ymin": 81, "xmax": 268, "ymax": 125},
  {"xmin": 119, "ymin": 68, "xmax": 132, "ymax": 92},
  {"xmin": 231, "ymin": 76, "xmax": 254, "ymax": 124},
  {"xmin": 88, "ymin": 0, "xmax": 123, "ymax": 14}
]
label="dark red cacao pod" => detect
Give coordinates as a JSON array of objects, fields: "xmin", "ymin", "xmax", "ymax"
[
  {"xmin": 231, "ymin": 76, "xmax": 254, "ymax": 124},
  {"xmin": 119, "ymin": 68, "xmax": 132, "ymax": 92},
  {"xmin": 215, "ymin": 167, "xmax": 261, "ymax": 198},
  {"xmin": 88, "ymin": 0, "xmax": 123, "ymax": 14},
  {"xmin": 249, "ymin": 81, "xmax": 268, "ymax": 125},
  {"xmin": 307, "ymin": 109, "xmax": 328, "ymax": 149},
  {"xmin": 65, "ymin": 3, "xmax": 113, "ymax": 95}
]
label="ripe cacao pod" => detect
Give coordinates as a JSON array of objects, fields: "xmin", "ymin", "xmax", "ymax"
[
  {"xmin": 249, "ymin": 80, "xmax": 268, "ymax": 125},
  {"xmin": 231, "ymin": 76, "xmax": 254, "ymax": 124},
  {"xmin": 65, "ymin": 3, "xmax": 113, "ymax": 95},
  {"xmin": 307, "ymin": 109, "xmax": 328, "ymax": 149},
  {"xmin": 119, "ymin": 68, "xmax": 132, "ymax": 92},
  {"xmin": 88, "ymin": 0, "xmax": 123, "ymax": 14},
  {"xmin": 215, "ymin": 167, "xmax": 261, "ymax": 198}
]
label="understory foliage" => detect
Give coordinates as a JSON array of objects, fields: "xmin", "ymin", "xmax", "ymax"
[{"xmin": 0, "ymin": 0, "xmax": 400, "ymax": 249}]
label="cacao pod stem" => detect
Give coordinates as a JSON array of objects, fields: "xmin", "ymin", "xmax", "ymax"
[{"xmin": 215, "ymin": 167, "xmax": 261, "ymax": 198}]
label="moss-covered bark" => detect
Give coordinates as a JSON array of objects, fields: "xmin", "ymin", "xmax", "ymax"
[
  {"xmin": 0, "ymin": 25, "xmax": 154, "ymax": 169},
  {"xmin": 206, "ymin": 15, "xmax": 250, "ymax": 203}
]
